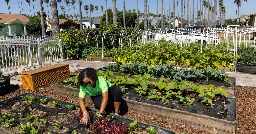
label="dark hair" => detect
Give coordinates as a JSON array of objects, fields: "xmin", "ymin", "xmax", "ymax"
[{"xmin": 77, "ymin": 68, "xmax": 98, "ymax": 87}]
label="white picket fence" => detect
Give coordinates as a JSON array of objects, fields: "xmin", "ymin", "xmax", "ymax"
[{"xmin": 0, "ymin": 36, "xmax": 63, "ymax": 72}]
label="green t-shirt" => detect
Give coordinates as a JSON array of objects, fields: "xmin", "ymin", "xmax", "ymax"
[{"xmin": 79, "ymin": 76, "xmax": 112, "ymax": 98}]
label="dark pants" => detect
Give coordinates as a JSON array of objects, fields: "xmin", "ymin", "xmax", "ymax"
[{"xmin": 91, "ymin": 86, "xmax": 122, "ymax": 113}]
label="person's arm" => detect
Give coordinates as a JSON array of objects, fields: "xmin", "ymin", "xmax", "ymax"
[
  {"xmin": 98, "ymin": 77, "xmax": 110, "ymax": 113},
  {"xmin": 78, "ymin": 86, "xmax": 88, "ymax": 113},
  {"xmin": 99, "ymin": 92, "xmax": 108, "ymax": 113},
  {"xmin": 79, "ymin": 98, "xmax": 88, "ymax": 113}
]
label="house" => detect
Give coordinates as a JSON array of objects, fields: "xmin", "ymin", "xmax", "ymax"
[
  {"xmin": 248, "ymin": 14, "xmax": 256, "ymax": 26},
  {"xmin": 81, "ymin": 17, "xmax": 101, "ymax": 28},
  {"xmin": 0, "ymin": 13, "xmax": 29, "ymax": 37},
  {"xmin": 46, "ymin": 17, "xmax": 80, "ymax": 35}
]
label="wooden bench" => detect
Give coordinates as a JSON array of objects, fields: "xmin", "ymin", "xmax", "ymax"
[{"xmin": 21, "ymin": 64, "xmax": 70, "ymax": 90}]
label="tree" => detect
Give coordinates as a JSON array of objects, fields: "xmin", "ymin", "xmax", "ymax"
[
  {"xmin": 90, "ymin": 4, "xmax": 94, "ymax": 28},
  {"xmin": 40, "ymin": 0, "xmax": 46, "ymax": 36},
  {"xmin": 50, "ymin": 0, "xmax": 60, "ymax": 37},
  {"xmin": 234, "ymin": 0, "xmax": 247, "ymax": 19},
  {"xmin": 105, "ymin": 0, "xmax": 109, "ymax": 27},
  {"xmin": 112, "ymin": 0, "xmax": 117, "ymax": 25},
  {"xmin": 161, "ymin": 0, "xmax": 164, "ymax": 31},
  {"xmin": 144, "ymin": 0, "xmax": 147, "ymax": 30},
  {"xmin": 123, "ymin": 0, "xmax": 126, "ymax": 29},
  {"xmin": 100, "ymin": 9, "xmax": 137, "ymax": 28},
  {"xmin": 27, "ymin": 12, "xmax": 47, "ymax": 36},
  {"xmin": 79, "ymin": 0, "xmax": 82, "ymax": 30}
]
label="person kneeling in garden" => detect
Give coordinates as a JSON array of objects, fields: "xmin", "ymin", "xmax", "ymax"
[{"xmin": 77, "ymin": 68, "xmax": 122, "ymax": 125}]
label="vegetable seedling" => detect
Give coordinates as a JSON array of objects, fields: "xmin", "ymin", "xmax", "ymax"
[
  {"xmin": 55, "ymin": 122, "xmax": 62, "ymax": 130},
  {"xmin": 71, "ymin": 130, "xmax": 78, "ymax": 134},
  {"xmin": 30, "ymin": 127, "xmax": 39, "ymax": 134},
  {"xmin": 106, "ymin": 114, "xmax": 114, "ymax": 121},
  {"xmin": 19, "ymin": 122, "xmax": 33, "ymax": 133},
  {"xmin": 66, "ymin": 104, "xmax": 75, "ymax": 111},
  {"xmin": 0, "ymin": 115, "xmax": 6, "ymax": 123},
  {"xmin": 51, "ymin": 101, "xmax": 58, "ymax": 107},
  {"xmin": 6, "ymin": 118, "xmax": 14, "ymax": 126},
  {"xmin": 40, "ymin": 98, "xmax": 47, "ymax": 104},
  {"xmin": 39, "ymin": 119, "xmax": 47, "ymax": 125},
  {"xmin": 18, "ymin": 113, "xmax": 23, "ymax": 118},
  {"xmin": 146, "ymin": 126, "xmax": 157, "ymax": 134},
  {"xmin": 129, "ymin": 120, "xmax": 138, "ymax": 131},
  {"xmin": 28, "ymin": 96, "xmax": 35, "ymax": 102}
]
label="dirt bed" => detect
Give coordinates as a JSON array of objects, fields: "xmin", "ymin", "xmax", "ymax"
[
  {"xmin": 4, "ymin": 85, "xmax": 254, "ymax": 134},
  {"xmin": 236, "ymin": 85, "xmax": 256, "ymax": 134}
]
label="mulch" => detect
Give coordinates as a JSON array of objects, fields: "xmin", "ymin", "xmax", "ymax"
[
  {"xmin": 1, "ymin": 85, "xmax": 255, "ymax": 133},
  {"xmin": 236, "ymin": 85, "xmax": 256, "ymax": 134}
]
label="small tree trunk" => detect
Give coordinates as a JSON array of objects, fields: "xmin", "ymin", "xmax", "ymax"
[
  {"xmin": 123, "ymin": 0, "xmax": 126, "ymax": 29},
  {"xmin": 39, "ymin": 0, "xmax": 46, "ymax": 37},
  {"xmin": 106, "ymin": 0, "xmax": 109, "ymax": 27},
  {"xmin": 79, "ymin": 0, "xmax": 82, "ymax": 30},
  {"xmin": 50, "ymin": 0, "xmax": 59, "ymax": 37}
]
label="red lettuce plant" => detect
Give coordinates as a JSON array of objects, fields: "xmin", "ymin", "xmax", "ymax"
[{"xmin": 92, "ymin": 116, "xmax": 129, "ymax": 134}]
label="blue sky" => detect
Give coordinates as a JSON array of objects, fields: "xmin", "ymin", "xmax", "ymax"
[{"xmin": 0, "ymin": 0, "xmax": 255, "ymax": 19}]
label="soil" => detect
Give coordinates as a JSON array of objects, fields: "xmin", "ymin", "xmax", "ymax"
[
  {"xmin": 0, "ymin": 86, "xmax": 213, "ymax": 134},
  {"xmin": 123, "ymin": 88, "xmax": 235, "ymax": 121},
  {"xmin": 236, "ymin": 64, "xmax": 256, "ymax": 74},
  {"xmin": 0, "ymin": 93, "xmax": 176, "ymax": 134},
  {"xmin": 236, "ymin": 85, "xmax": 256, "ymax": 134}
]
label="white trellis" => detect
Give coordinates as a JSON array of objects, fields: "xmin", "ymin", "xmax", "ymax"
[{"xmin": 0, "ymin": 36, "xmax": 63, "ymax": 72}]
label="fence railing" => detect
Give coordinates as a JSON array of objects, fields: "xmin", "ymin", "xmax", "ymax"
[{"xmin": 0, "ymin": 36, "xmax": 63, "ymax": 72}]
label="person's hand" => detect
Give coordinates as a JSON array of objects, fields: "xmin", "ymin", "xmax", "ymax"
[{"xmin": 80, "ymin": 112, "xmax": 89, "ymax": 125}]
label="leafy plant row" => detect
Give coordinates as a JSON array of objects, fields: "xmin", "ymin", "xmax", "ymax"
[
  {"xmin": 98, "ymin": 71, "xmax": 228, "ymax": 106},
  {"xmin": 89, "ymin": 41, "xmax": 237, "ymax": 70},
  {"xmin": 0, "ymin": 95, "xmax": 164, "ymax": 134},
  {"xmin": 60, "ymin": 71, "xmax": 228, "ymax": 106},
  {"xmin": 104, "ymin": 62, "xmax": 230, "ymax": 83},
  {"xmin": 237, "ymin": 45, "xmax": 256, "ymax": 65},
  {"xmin": 58, "ymin": 24, "xmax": 142, "ymax": 59}
]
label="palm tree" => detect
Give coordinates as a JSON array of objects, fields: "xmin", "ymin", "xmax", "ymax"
[
  {"xmin": 136, "ymin": 0, "xmax": 139, "ymax": 30},
  {"xmin": 60, "ymin": 5, "xmax": 65, "ymax": 16},
  {"xmin": 101, "ymin": 6, "xmax": 104, "ymax": 12},
  {"xmin": 234, "ymin": 0, "xmax": 247, "ymax": 19},
  {"xmin": 105, "ymin": 0, "xmax": 108, "ymax": 27},
  {"xmin": 112, "ymin": 0, "xmax": 117, "ymax": 25},
  {"xmin": 50, "ymin": 0, "xmax": 60, "ymax": 37},
  {"xmin": 84, "ymin": 5, "xmax": 89, "ymax": 15},
  {"xmin": 95, "ymin": 6, "xmax": 99, "ymax": 14},
  {"xmin": 218, "ymin": 0, "xmax": 223, "ymax": 26},
  {"xmin": 5, "ymin": 0, "xmax": 11, "ymax": 14},
  {"xmin": 192, "ymin": 0, "xmax": 195, "ymax": 26},
  {"xmin": 221, "ymin": 5, "xmax": 226, "ymax": 25},
  {"xmin": 79, "ymin": 0, "xmax": 82, "ymax": 30},
  {"xmin": 89, "ymin": 4, "xmax": 94, "ymax": 28},
  {"xmin": 203, "ymin": 0, "xmax": 207, "ymax": 25},
  {"xmin": 161, "ymin": 0, "xmax": 164, "ymax": 31},
  {"xmin": 39, "ymin": 0, "xmax": 46, "ymax": 36},
  {"xmin": 71, "ymin": 0, "xmax": 76, "ymax": 9},
  {"xmin": 181, "ymin": 0, "xmax": 183, "ymax": 28},
  {"xmin": 187, "ymin": 0, "xmax": 190, "ymax": 26},
  {"xmin": 123, "ymin": 0, "xmax": 126, "ymax": 29},
  {"xmin": 144, "ymin": 0, "xmax": 147, "ymax": 30},
  {"xmin": 172, "ymin": 0, "xmax": 175, "ymax": 28}
]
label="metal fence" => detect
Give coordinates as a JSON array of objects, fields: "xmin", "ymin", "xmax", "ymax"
[{"xmin": 0, "ymin": 36, "xmax": 63, "ymax": 72}]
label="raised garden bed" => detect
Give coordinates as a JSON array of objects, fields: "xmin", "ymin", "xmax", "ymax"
[
  {"xmin": 87, "ymin": 56, "xmax": 114, "ymax": 62},
  {"xmin": 0, "ymin": 76, "xmax": 11, "ymax": 95},
  {"xmin": 0, "ymin": 93, "xmax": 175, "ymax": 134},
  {"xmin": 103, "ymin": 62, "xmax": 234, "ymax": 88},
  {"xmin": 52, "ymin": 84, "xmax": 236, "ymax": 134},
  {"xmin": 236, "ymin": 64, "xmax": 256, "ymax": 74}
]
